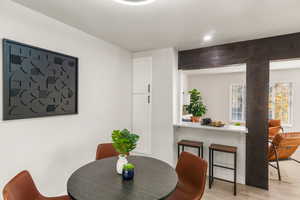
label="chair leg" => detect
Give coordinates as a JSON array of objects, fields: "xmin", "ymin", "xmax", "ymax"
[
  {"xmin": 211, "ymin": 150, "xmax": 214, "ymax": 185},
  {"xmin": 178, "ymin": 144, "xmax": 180, "ymax": 158},
  {"xmin": 290, "ymin": 158, "xmax": 300, "ymax": 164},
  {"xmin": 234, "ymin": 152, "xmax": 237, "ymax": 196},
  {"xmin": 198, "ymin": 147, "xmax": 201, "ymax": 157},
  {"xmin": 201, "ymin": 146, "xmax": 204, "ymax": 158},
  {"xmin": 274, "ymin": 147, "xmax": 281, "ymax": 181},
  {"xmin": 276, "ymin": 163, "xmax": 281, "ymax": 181},
  {"xmin": 209, "ymin": 148, "xmax": 212, "ymax": 189}
]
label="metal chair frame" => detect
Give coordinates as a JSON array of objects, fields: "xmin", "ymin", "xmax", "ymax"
[{"xmin": 268, "ymin": 141, "xmax": 300, "ymax": 181}]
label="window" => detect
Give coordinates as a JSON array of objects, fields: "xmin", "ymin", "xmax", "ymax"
[
  {"xmin": 230, "ymin": 84, "xmax": 246, "ymax": 122},
  {"xmin": 269, "ymin": 82, "xmax": 293, "ymax": 126},
  {"xmin": 230, "ymin": 82, "xmax": 293, "ymax": 126}
]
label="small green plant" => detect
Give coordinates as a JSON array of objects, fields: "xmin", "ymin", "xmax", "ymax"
[
  {"xmin": 186, "ymin": 89, "xmax": 207, "ymax": 117},
  {"xmin": 234, "ymin": 122, "xmax": 241, "ymax": 126},
  {"xmin": 112, "ymin": 129, "xmax": 139, "ymax": 155},
  {"xmin": 123, "ymin": 163, "xmax": 135, "ymax": 171}
]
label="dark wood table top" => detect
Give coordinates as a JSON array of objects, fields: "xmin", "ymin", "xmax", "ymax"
[{"xmin": 67, "ymin": 156, "xmax": 178, "ymax": 200}]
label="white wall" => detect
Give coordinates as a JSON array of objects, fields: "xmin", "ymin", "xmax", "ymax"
[
  {"xmin": 0, "ymin": 0, "xmax": 132, "ymax": 198},
  {"xmin": 270, "ymin": 68, "xmax": 300, "ymax": 132},
  {"xmin": 187, "ymin": 72, "xmax": 246, "ymax": 124},
  {"xmin": 133, "ymin": 48, "xmax": 177, "ymax": 166},
  {"xmin": 185, "ymin": 68, "xmax": 300, "ymax": 131}
]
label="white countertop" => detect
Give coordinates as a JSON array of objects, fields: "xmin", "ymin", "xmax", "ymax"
[{"xmin": 174, "ymin": 122, "xmax": 248, "ymax": 134}]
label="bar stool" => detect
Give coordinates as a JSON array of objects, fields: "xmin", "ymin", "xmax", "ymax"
[
  {"xmin": 178, "ymin": 140, "xmax": 204, "ymax": 158},
  {"xmin": 209, "ymin": 144, "xmax": 237, "ymax": 196}
]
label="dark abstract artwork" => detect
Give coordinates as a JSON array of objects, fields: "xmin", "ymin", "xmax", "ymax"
[{"xmin": 3, "ymin": 39, "xmax": 78, "ymax": 120}]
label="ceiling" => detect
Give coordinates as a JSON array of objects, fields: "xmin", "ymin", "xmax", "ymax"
[{"xmin": 12, "ymin": 0, "xmax": 300, "ymax": 52}]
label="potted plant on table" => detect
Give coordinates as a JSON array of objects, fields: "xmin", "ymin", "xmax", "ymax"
[
  {"xmin": 187, "ymin": 89, "xmax": 207, "ymax": 123},
  {"xmin": 112, "ymin": 129, "xmax": 139, "ymax": 174},
  {"xmin": 122, "ymin": 163, "xmax": 135, "ymax": 180}
]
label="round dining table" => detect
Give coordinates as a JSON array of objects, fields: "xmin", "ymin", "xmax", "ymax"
[{"xmin": 67, "ymin": 156, "xmax": 178, "ymax": 200}]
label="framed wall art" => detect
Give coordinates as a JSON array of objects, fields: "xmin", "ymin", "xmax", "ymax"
[{"xmin": 3, "ymin": 39, "xmax": 78, "ymax": 120}]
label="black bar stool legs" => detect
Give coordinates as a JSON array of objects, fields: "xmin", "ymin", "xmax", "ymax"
[
  {"xmin": 209, "ymin": 146, "xmax": 212, "ymax": 188},
  {"xmin": 177, "ymin": 140, "xmax": 204, "ymax": 158},
  {"xmin": 209, "ymin": 144, "xmax": 238, "ymax": 196},
  {"xmin": 234, "ymin": 151, "xmax": 237, "ymax": 195},
  {"xmin": 209, "ymin": 147, "xmax": 215, "ymax": 188},
  {"xmin": 178, "ymin": 141, "xmax": 237, "ymax": 195}
]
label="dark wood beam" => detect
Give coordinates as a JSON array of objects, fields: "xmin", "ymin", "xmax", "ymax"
[{"xmin": 179, "ymin": 32, "xmax": 300, "ymax": 69}]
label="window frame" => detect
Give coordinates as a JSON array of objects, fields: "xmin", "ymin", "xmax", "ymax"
[
  {"xmin": 229, "ymin": 82, "xmax": 294, "ymax": 127},
  {"xmin": 268, "ymin": 81, "xmax": 294, "ymax": 127},
  {"xmin": 229, "ymin": 83, "xmax": 246, "ymax": 123}
]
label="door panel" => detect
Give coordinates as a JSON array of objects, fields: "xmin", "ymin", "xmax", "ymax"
[
  {"xmin": 133, "ymin": 57, "xmax": 152, "ymax": 94},
  {"xmin": 132, "ymin": 57, "xmax": 152, "ymax": 155},
  {"xmin": 132, "ymin": 94, "xmax": 150, "ymax": 154}
]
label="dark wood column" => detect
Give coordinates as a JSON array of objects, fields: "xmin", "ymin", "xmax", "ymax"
[{"xmin": 246, "ymin": 59, "xmax": 269, "ymax": 189}]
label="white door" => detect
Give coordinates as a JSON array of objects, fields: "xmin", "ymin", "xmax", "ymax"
[{"xmin": 132, "ymin": 57, "xmax": 152, "ymax": 154}]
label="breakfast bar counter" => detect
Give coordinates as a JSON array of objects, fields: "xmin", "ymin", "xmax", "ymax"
[
  {"xmin": 173, "ymin": 122, "xmax": 248, "ymax": 184},
  {"xmin": 174, "ymin": 122, "xmax": 248, "ymax": 134}
]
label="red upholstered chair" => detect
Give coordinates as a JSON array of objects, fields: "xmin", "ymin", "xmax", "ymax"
[
  {"xmin": 96, "ymin": 143, "xmax": 129, "ymax": 160},
  {"xmin": 269, "ymin": 120, "xmax": 281, "ymax": 127},
  {"xmin": 268, "ymin": 132, "xmax": 300, "ymax": 181},
  {"xmin": 269, "ymin": 120, "xmax": 284, "ymax": 139},
  {"xmin": 96, "ymin": 143, "xmax": 118, "ymax": 160},
  {"xmin": 3, "ymin": 171, "xmax": 70, "ymax": 200},
  {"xmin": 167, "ymin": 152, "xmax": 208, "ymax": 200}
]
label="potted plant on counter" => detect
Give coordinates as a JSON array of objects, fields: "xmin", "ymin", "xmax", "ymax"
[
  {"xmin": 112, "ymin": 129, "xmax": 139, "ymax": 174},
  {"xmin": 187, "ymin": 89, "xmax": 207, "ymax": 123}
]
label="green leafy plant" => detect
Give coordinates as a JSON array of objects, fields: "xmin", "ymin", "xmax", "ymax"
[
  {"xmin": 112, "ymin": 129, "xmax": 139, "ymax": 155},
  {"xmin": 123, "ymin": 163, "xmax": 135, "ymax": 171},
  {"xmin": 234, "ymin": 122, "xmax": 241, "ymax": 126},
  {"xmin": 186, "ymin": 89, "xmax": 207, "ymax": 117}
]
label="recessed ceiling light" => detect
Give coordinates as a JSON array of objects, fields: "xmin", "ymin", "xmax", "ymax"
[
  {"xmin": 203, "ymin": 35, "xmax": 212, "ymax": 42},
  {"xmin": 113, "ymin": 0, "xmax": 156, "ymax": 6}
]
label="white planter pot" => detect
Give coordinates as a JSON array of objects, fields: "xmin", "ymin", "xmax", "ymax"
[{"xmin": 116, "ymin": 155, "xmax": 128, "ymax": 174}]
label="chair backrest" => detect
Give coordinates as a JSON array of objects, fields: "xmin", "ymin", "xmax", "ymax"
[
  {"xmin": 268, "ymin": 132, "xmax": 300, "ymax": 161},
  {"xmin": 269, "ymin": 126, "xmax": 282, "ymax": 138},
  {"xmin": 3, "ymin": 171, "xmax": 40, "ymax": 200},
  {"xmin": 268, "ymin": 120, "xmax": 282, "ymax": 138},
  {"xmin": 269, "ymin": 120, "xmax": 281, "ymax": 127},
  {"xmin": 96, "ymin": 143, "xmax": 119, "ymax": 160},
  {"xmin": 176, "ymin": 152, "xmax": 207, "ymax": 199}
]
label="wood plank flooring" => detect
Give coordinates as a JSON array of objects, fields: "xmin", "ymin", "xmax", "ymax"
[{"xmin": 203, "ymin": 153, "xmax": 300, "ymax": 200}]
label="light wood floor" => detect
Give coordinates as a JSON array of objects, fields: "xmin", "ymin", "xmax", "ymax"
[{"xmin": 203, "ymin": 156, "xmax": 300, "ymax": 200}]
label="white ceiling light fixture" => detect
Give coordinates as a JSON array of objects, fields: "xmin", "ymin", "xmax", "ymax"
[
  {"xmin": 113, "ymin": 0, "xmax": 156, "ymax": 6},
  {"xmin": 203, "ymin": 35, "xmax": 213, "ymax": 42}
]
